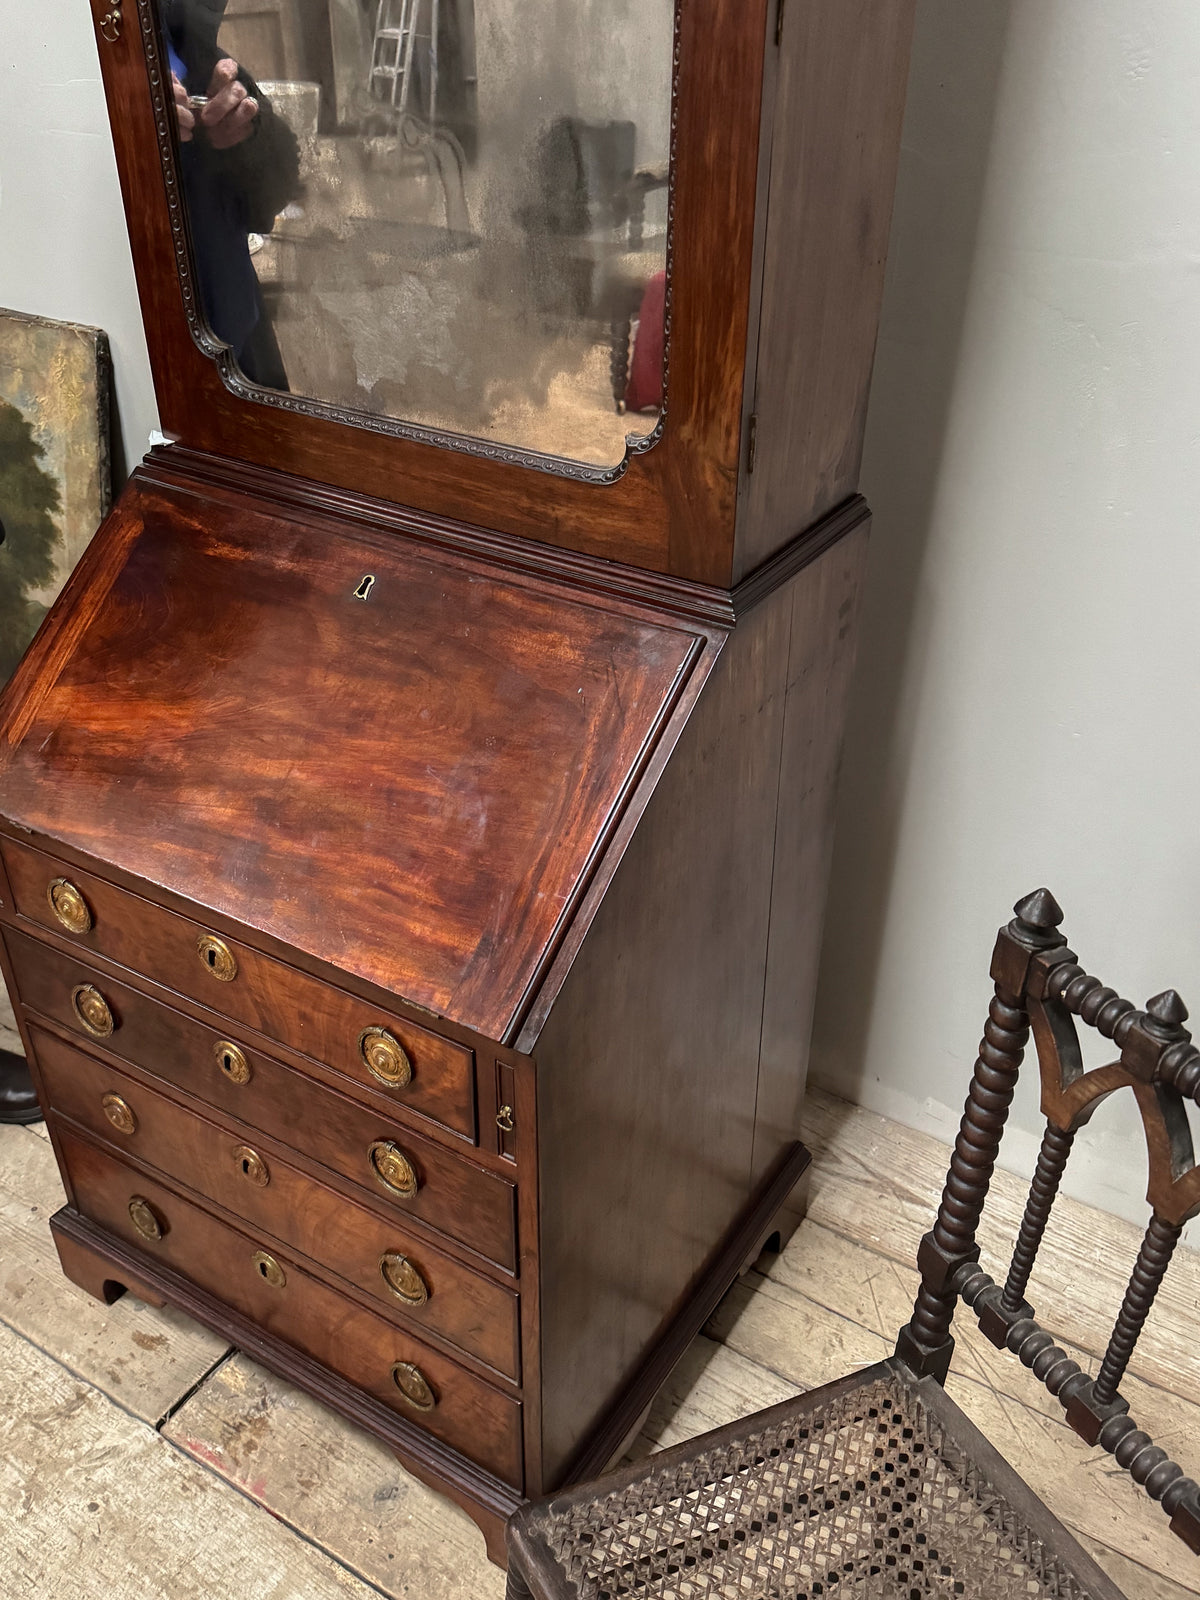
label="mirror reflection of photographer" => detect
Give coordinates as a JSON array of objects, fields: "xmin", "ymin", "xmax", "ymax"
[{"xmin": 161, "ymin": 0, "xmax": 302, "ymax": 388}]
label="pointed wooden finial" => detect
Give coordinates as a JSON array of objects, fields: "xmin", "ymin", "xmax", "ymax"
[
  {"xmin": 1147, "ymin": 989, "xmax": 1189, "ymax": 1028},
  {"xmin": 1012, "ymin": 888, "xmax": 1064, "ymax": 932}
]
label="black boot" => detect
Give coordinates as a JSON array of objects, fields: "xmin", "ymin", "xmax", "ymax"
[{"xmin": 0, "ymin": 1049, "xmax": 42, "ymax": 1125}]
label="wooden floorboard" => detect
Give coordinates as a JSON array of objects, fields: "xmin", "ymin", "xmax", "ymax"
[
  {"xmin": 0, "ymin": 1316, "xmax": 386, "ymax": 1599},
  {"xmin": 161, "ymin": 1353, "xmax": 504, "ymax": 1600},
  {"xmin": 3, "ymin": 1091, "xmax": 1199, "ymax": 1596}
]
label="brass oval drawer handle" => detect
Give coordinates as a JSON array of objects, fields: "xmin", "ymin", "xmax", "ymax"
[
  {"xmin": 72, "ymin": 984, "xmax": 115, "ymax": 1038},
  {"xmin": 390, "ymin": 1360, "xmax": 436, "ymax": 1412},
  {"xmin": 251, "ymin": 1250, "xmax": 286, "ymax": 1288},
  {"xmin": 380, "ymin": 1252, "xmax": 429, "ymax": 1306},
  {"xmin": 368, "ymin": 1140, "xmax": 419, "ymax": 1199},
  {"xmin": 214, "ymin": 1040, "xmax": 251, "ymax": 1086},
  {"xmin": 496, "ymin": 1104, "xmax": 515, "ymax": 1134},
  {"xmin": 359, "ymin": 1027, "xmax": 412, "ymax": 1089},
  {"xmin": 128, "ymin": 1195, "xmax": 163, "ymax": 1241},
  {"xmin": 102, "ymin": 1092, "xmax": 137, "ymax": 1136},
  {"xmin": 234, "ymin": 1145, "xmax": 270, "ymax": 1187},
  {"xmin": 197, "ymin": 933, "xmax": 238, "ymax": 982},
  {"xmin": 47, "ymin": 878, "xmax": 93, "ymax": 935}
]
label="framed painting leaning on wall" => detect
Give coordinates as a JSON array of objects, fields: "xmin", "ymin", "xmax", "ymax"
[
  {"xmin": 0, "ymin": 308, "xmax": 113, "ymax": 682},
  {"xmin": 0, "ymin": 308, "xmax": 112, "ymax": 1057}
]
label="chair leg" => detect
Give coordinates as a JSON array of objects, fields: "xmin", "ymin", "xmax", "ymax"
[
  {"xmin": 896, "ymin": 890, "xmax": 1066, "ymax": 1381},
  {"xmin": 505, "ymin": 1560, "xmax": 535, "ymax": 1600}
]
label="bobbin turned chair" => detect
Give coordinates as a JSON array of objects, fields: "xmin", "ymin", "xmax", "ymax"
[{"xmin": 506, "ymin": 890, "xmax": 1200, "ymax": 1600}]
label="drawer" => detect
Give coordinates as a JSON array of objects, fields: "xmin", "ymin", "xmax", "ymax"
[
  {"xmin": 0, "ymin": 837, "xmax": 475, "ymax": 1140},
  {"xmin": 11, "ymin": 939, "xmax": 517, "ymax": 1270},
  {"xmin": 32, "ymin": 1026, "xmax": 520, "ymax": 1380},
  {"xmin": 57, "ymin": 1126, "xmax": 523, "ymax": 1486}
]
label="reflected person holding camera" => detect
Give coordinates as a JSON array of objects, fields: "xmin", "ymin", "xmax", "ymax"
[{"xmin": 162, "ymin": 0, "xmax": 301, "ymax": 388}]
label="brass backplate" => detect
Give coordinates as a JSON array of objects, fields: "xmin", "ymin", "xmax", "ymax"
[
  {"xmin": 72, "ymin": 984, "xmax": 115, "ymax": 1038},
  {"xmin": 215, "ymin": 1040, "xmax": 252, "ymax": 1085},
  {"xmin": 380, "ymin": 1252, "xmax": 430, "ymax": 1306},
  {"xmin": 368, "ymin": 1140, "xmax": 419, "ymax": 1199},
  {"xmin": 197, "ymin": 933, "xmax": 238, "ymax": 982},
  {"xmin": 390, "ymin": 1361, "xmax": 436, "ymax": 1411},
  {"xmin": 251, "ymin": 1250, "xmax": 286, "ymax": 1288},
  {"xmin": 47, "ymin": 878, "xmax": 92, "ymax": 935},
  {"xmin": 128, "ymin": 1196, "xmax": 163, "ymax": 1241},
  {"xmin": 234, "ymin": 1145, "xmax": 270, "ymax": 1187},
  {"xmin": 102, "ymin": 1092, "xmax": 137, "ymax": 1136},
  {"xmin": 359, "ymin": 1026, "xmax": 413, "ymax": 1089}
]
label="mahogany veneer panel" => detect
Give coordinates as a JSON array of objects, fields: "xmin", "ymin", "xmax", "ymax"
[{"xmin": 0, "ymin": 473, "xmax": 714, "ymax": 1041}]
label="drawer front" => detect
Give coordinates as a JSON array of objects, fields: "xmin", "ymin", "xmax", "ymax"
[
  {"xmin": 1, "ymin": 838, "xmax": 475, "ymax": 1139},
  {"xmin": 10, "ymin": 936, "xmax": 516, "ymax": 1270},
  {"xmin": 33, "ymin": 1027, "xmax": 520, "ymax": 1380},
  {"xmin": 57, "ymin": 1126, "xmax": 523, "ymax": 1486}
]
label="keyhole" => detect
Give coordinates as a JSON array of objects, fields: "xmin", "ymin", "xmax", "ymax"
[
  {"xmin": 354, "ymin": 574, "xmax": 376, "ymax": 601},
  {"xmin": 257, "ymin": 1257, "xmax": 268, "ymax": 1276},
  {"xmin": 206, "ymin": 947, "xmax": 217, "ymax": 968},
  {"xmin": 222, "ymin": 1053, "xmax": 233, "ymax": 1073},
  {"xmin": 242, "ymin": 1157, "xmax": 253, "ymax": 1176}
]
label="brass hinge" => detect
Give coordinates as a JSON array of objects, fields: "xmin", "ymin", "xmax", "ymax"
[
  {"xmin": 775, "ymin": 0, "xmax": 787, "ymax": 47},
  {"xmin": 747, "ymin": 412, "xmax": 759, "ymax": 475}
]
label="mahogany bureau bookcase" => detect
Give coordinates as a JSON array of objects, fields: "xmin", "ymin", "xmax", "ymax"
[{"xmin": 0, "ymin": 0, "xmax": 916, "ymax": 1562}]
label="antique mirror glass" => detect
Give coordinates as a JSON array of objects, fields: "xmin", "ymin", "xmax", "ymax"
[{"xmin": 156, "ymin": 0, "xmax": 675, "ymax": 472}]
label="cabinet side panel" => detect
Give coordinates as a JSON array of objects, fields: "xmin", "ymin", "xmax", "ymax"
[
  {"xmin": 533, "ymin": 588, "xmax": 793, "ymax": 1486},
  {"xmin": 751, "ymin": 522, "xmax": 871, "ymax": 1190},
  {"xmin": 735, "ymin": 0, "xmax": 915, "ymax": 579}
]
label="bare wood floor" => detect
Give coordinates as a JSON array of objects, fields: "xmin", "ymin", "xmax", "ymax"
[{"xmin": 1, "ymin": 1091, "xmax": 1197, "ymax": 1598}]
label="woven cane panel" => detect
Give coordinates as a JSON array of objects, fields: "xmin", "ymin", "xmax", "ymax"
[{"xmin": 541, "ymin": 1377, "xmax": 1101, "ymax": 1600}]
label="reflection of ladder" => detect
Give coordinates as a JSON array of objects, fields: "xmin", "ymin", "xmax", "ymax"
[{"xmin": 370, "ymin": 0, "xmax": 440, "ymax": 121}]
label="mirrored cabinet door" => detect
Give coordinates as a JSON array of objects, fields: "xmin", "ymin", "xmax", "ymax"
[{"xmin": 156, "ymin": 0, "xmax": 674, "ymax": 472}]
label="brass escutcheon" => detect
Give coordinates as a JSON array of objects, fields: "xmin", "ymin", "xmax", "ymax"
[
  {"xmin": 99, "ymin": 3, "xmax": 122, "ymax": 42},
  {"xmin": 128, "ymin": 1196, "xmax": 162, "ymax": 1241},
  {"xmin": 379, "ymin": 1252, "xmax": 429, "ymax": 1306},
  {"xmin": 72, "ymin": 984, "xmax": 115, "ymax": 1038},
  {"xmin": 197, "ymin": 933, "xmax": 237, "ymax": 982},
  {"xmin": 47, "ymin": 878, "xmax": 92, "ymax": 935},
  {"xmin": 368, "ymin": 1140, "xmax": 419, "ymax": 1199},
  {"xmin": 234, "ymin": 1145, "xmax": 269, "ymax": 1187},
  {"xmin": 390, "ymin": 1361, "xmax": 436, "ymax": 1412},
  {"xmin": 359, "ymin": 1027, "xmax": 412, "ymax": 1089},
  {"xmin": 251, "ymin": 1250, "xmax": 286, "ymax": 1288},
  {"xmin": 214, "ymin": 1040, "xmax": 251, "ymax": 1086},
  {"xmin": 102, "ymin": 1092, "xmax": 137, "ymax": 1136}
]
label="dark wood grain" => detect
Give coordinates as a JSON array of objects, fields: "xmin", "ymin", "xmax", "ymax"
[
  {"xmin": 750, "ymin": 521, "xmax": 871, "ymax": 1194},
  {"xmin": 532, "ymin": 561, "xmax": 797, "ymax": 1481},
  {"xmin": 734, "ymin": 0, "xmax": 917, "ymax": 580},
  {"xmin": 0, "ymin": 475, "xmax": 711, "ymax": 1041},
  {"xmin": 32, "ymin": 1025, "xmax": 520, "ymax": 1381},
  {"xmin": 57, "ymin": 1126, "xmax": 524, "ymax": 1485}
]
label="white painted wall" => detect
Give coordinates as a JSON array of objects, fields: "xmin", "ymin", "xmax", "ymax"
[
  {"xmin": 4, "ymin": 2, "xmax": 1198, "ymax": 1229},
  {"xmin": 812, "ymin": 0, "xmax": 1200, "ymax": 1234},
  {"xmin": 0, "ymin": 0, "xmax": 158, "ymax": 475}
]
